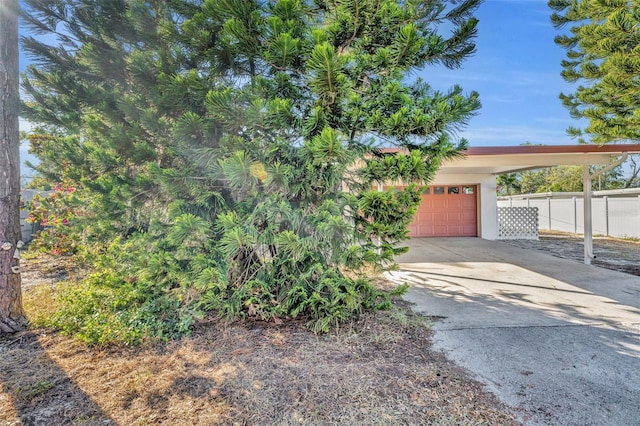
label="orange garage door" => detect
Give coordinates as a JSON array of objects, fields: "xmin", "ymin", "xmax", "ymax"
[{"xmin": 408, "ymin": 185, "xmax": 477, "ymax": 237}]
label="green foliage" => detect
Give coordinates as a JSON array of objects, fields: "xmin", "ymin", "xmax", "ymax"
[
  {"xmin": 16, "ymin": 380, "xmax": 54, "ymax": 401},
  {"xmin": 201, "ymin": 261, "xmax": 397, "ymax": 334},
  {"xmin": 549, "ymin": 0, "xmax": 640, "ymax": 143},
  {"xmin": 21, "ymin": 0, "xmax": 480, "ymax": 342},
  {"xmin": 508, "ymin": 164, "xmax": 625, "ymax": 194},
  {"xmin": 26, "ymin": 183, "xmax": 82, "ymax": 255},
  {"xmin": 520, "ymin": 167, "xmax": 585, "ymax": 194},
  {"xmin": 42, "ymin": 214, "xmax": 215, "ymax": 346},
  {"xmin": 496, "ymin": 173, "xmax": 521, "ymax": 196}
]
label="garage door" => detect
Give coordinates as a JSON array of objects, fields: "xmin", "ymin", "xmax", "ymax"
[{"xmin": 408, "ymin": 185, "xmax": 477, "ymax": 237}]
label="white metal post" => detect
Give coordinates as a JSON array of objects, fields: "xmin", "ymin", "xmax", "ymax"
[
  {"xmin": 582, "ymin": 154, "xmax": 628, "ymax": 265},
  {"xmin": 583, "ymin": 165, "xmax": 593, "ymax": 265}
]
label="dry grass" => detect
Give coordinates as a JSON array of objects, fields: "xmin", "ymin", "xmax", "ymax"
[{"xmin": 0, "ymin": 257, "xmax": 520, "ymax": 426}]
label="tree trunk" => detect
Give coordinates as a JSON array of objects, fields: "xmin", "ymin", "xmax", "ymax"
[{"xmin": 0, "ymin": 0, "xmax": 26, "ymax": 333}]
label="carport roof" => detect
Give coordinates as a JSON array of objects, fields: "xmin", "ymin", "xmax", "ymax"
[{"xmin": 439, "ymin": 144, "xmax": 640, "ymax": 175}]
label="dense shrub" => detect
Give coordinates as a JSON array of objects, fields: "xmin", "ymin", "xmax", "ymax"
[{"xmin": 22, "ymin": 0, "xmax": 479, "ymax": 344}]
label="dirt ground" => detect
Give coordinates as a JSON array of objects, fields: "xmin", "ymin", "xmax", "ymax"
[
  {"xmin": 504, "ymin": 231, "xmax": 640, "ymax": 277},
  {"xmin": 0, "ymin": 256, "xmax": 519, "ymax": 426}
]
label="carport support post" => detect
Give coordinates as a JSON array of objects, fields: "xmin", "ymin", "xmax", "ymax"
[
  {"xmin": 583, "ymin": 166, "xmax": 593, "ymax": 265},
  {"xmin": 582, "ymin": 154, "xmax": 629, "ymax": 265}
]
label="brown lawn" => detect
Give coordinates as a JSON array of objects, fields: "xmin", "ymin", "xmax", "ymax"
[{"xmin": 0, "ymin": 255, "xmax": 519, "ymax": 426}]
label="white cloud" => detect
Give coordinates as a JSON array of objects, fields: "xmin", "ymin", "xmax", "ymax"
[
  {"xmin": 483, "ymin": 94, "xmax": 526, "ymax": 103},
  {"xmin": 461, "ymin": 125, "xmax": 574, "ymax": 146},
  {"xmin": 534, "ymin": 117, "xmax": 579, "ymax": 126},
  {"xmin": 508, "ymin": 71, "xmax": 560, "ymax": 86},
  {"xmin": 426, "ymin": 69, "xmax": 567, "ymax": 96},
  {"xmin": 486, "ymin": 0, "xmax": 546, "ymax": 3}
]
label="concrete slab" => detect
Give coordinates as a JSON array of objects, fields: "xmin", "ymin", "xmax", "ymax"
[{"xmin": 387, "ymin": 238, "xmax": 640, "ymax": 426}]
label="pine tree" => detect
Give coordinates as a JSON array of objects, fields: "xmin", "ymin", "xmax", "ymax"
[
  {"xmin": 21, "ymin": 0, "xmax": 210, "ymax": 235},
  {"xmin": 21, "ymin": 0, "xmax": 481, "ymax": 335},
  {"xmin": 549, "ymin": 0, "xmax": 640, "ymax": 143},
  {"xmin": 0, "ymin": 0, "xmax": 27, "ymax": 333}
]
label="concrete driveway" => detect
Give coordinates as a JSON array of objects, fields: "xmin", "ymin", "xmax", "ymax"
[{"xmin": 386, "ymin": 237, "xmax": 640, "ymax": 426}]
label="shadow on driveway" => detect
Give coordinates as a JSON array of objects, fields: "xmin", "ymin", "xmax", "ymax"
[{"xmin": 388, "ymin": 238, "xmax": 640, "ymax": 426}]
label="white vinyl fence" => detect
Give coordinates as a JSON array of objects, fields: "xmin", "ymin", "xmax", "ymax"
[{"xmin": 498, "ymin": 189, "xmax": 640, "ymax": 239}]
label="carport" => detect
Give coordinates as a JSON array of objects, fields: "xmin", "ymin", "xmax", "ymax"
[{"xmin": 430, "ymin": 144, "xmax": 640, "ymax": 264}]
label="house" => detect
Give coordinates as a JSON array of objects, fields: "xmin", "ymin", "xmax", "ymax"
[{"xmin": 395, "ymin": 144, "xmax": 640, "ymax": 263}]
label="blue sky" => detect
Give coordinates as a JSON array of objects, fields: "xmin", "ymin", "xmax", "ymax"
[
  {"xmin": 425, "ymin": 0, "xmax": 578, "ymax": 147},
  {"xmin": 19, "ymin": 0, "xmax": 578, "ymax": 175}
]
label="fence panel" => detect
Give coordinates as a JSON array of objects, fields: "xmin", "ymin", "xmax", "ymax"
[
  {"xmin": 549, "ymin": 198, "xmax": 575, "ymax": 233},
  {"xmin": 498, "ymin": 195, "xmax": 640, "ymax": 238},
  {"xmin": 592, "ymin": 198, "xmax": 608, "ymax": 235},
  {"xmin": 576, "ymin": 198, "xmax": 585, "ymax": 234},
  {"xmin": 528, "ymin": 199, "xmax": 549, "ymax": 229},
  {"xmin": 608, "ymin": 197, "xmax": 640, "ymax": 238}
]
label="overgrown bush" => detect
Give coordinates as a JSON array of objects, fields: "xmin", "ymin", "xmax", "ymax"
[
  {"xmin": 38, "ymin": 214, "xmax": 210, "ymax": 345},
  {"xmin": 36, "ymin": 210, "xmax": 404, "ymax": 345}
]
